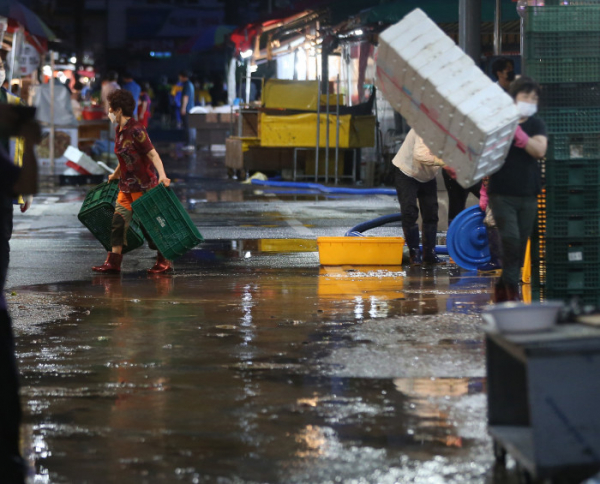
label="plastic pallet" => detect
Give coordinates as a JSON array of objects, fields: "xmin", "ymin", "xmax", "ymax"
[
  {"xmin": 544, "ymin": 159, "xmax": 600, "ymax": 187},
  {"xmin": 525, "ymin": 32, "xmax": 600, "ymax": 59},
  {"xmin": 78, "ymin": 182, "xmax": 145, "ymax": 254},
  {"xmin": 539, "ymin": 83, "xmax": 600, "ymax": 109},
  {"xmin": 540, "ymin": 108, "xmax": 600, "ymax": 135},
  {"xmin": 131, "ymin": 184, "xmax": 203, "ymax": 260},
  {"xmin": 546, "ymin": 133, "xmax": 600, "ymax": 160},
  {"xmin": 525, "ymin": 58, "xmax": 600, "ymax": 84},
  {"xmin": 525, "ymin": 5, "xmax": 600, "ymax": 33},
  {"xmin": 545, "ymin": 212, "xmax": 600, "ymax": 238}
]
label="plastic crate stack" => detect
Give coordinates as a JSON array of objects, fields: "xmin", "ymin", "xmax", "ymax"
[{"xmin": 525, "ymin": 1, "xmax": 600, "ymax": 305}]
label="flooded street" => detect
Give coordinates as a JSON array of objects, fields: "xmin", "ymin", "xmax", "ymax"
[{"xmin": 7, "ymin": 147, "xmax": 520, "ymax": 483}]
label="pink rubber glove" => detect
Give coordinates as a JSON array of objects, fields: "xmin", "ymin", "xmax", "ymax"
[{"xmin": 513, "ymin": 125, "xmax": 529, "ymax": 149}]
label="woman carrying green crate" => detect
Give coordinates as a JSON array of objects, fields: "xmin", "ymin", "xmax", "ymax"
[{"xmin": 92, "ymin": 89, "xmax": 172, "ymax": 274}]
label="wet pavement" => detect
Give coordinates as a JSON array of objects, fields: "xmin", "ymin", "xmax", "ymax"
[{"xmin": 7, "ymin": 145, "xmax": 522, "ymax": 483}]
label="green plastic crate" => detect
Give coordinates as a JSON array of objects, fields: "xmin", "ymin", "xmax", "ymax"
[
  {"xmin": 545, "ymin": 237, "xmax": 600, "ymax": 264},
  {"xmin": 525, "ymin": 57, "xmax": 600, "ymax": 84},
  {"xmin": 545, "ymin": 159, "xmax": 600, "ymax": 187},
  {"xmin": 545, "ymin": 262, "xmax": 600, "ymax": 293},
  {"xmin": 539, "ymin": 108, "xmax": 600, "ymax": 135},
  {"xmin": 545, "ymin": 185, "xmax": 600, "ymax": 212},
  {"xmin": 78, "ymin": 182, "xmax": 145, "ymax": 254},
  {"xmin": 525, "ymin": 5, "xmax": 600, "ymax": 32},
  {"xmin": 525, "ymin": 32, "xmax": 600, "ymax": 59},
  {"xmin": 131, "ymin": 184, "xmax": 203, "ymax": 260},
  {"xmin": 540, "ymin": 84, "xmax": 600, "ymax": 110},
  {"xmin": 546, "ymin": 134, "xmax": 600, "ymax": 160},
  {"xmin": 545, "ymin": 212, "xmax": 600, "ymax": 238}
]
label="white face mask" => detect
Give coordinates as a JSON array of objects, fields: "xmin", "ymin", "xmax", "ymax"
[
  {"xmin": 0, "ymin": 68, "xmax": 5, "ymax": 88},
  {"xmin": 108, "ymin": 112, "xmax": 117, "ymax": 123},
  {"xmin": 517, "ymin": 101, "xmax": 537, "ymax": 118}
]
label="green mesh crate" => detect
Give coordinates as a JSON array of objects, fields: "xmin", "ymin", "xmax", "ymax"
[
  {"xmin": 540, "ymin": 108, "xmax": 600, "ymax": 134},
  {"xmin": 545, "ymin": 237, "xmax": 600, "ymax": 264},
  {"xmin": 78, "ymin": 182, "xmax": 145, "ymax": 254},
  {"xmin": 525, "ymin": 5, "xmax": 600, "ymax": 32},
  {"xmin": 525, "ymin": 32, "xmax": 600, "ymax": 59},
  {"xmin": 546, "ymin": 134, "xmax": 600, "ymax": 159},
  {"xmin": 525, "ymin": 57, "xmax": 600, "ymax": 83},
  {"xmin": 540, "ymin": 83, "xmax": 600, "ymax": 109},
  {"xmin": 545, "ymin": 159, "xmax": 600, "ymax": 187},
  {"xmin": 131, "ymin": 184, "xmax": 203, "ymax": 260},
  {"xmin": 546, "ymin": 212, "xmax": 600, "ymax": 238},
  {"xmin": 545, "ymin": 262, "xmax": 600, "ymax": 293},
  {"xmin": 545, "ymin": 185, "xmax": 600, "ymax": 212}
]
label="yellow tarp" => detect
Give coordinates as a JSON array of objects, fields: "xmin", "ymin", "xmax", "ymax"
[{"xmin": 260, "ymin": 113, "xmax": 375, "ymax": 148}]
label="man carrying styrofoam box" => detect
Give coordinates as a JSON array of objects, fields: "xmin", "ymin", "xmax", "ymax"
[{"xmin": 376, "ymin": 8, "xmax": 520, "ymax": 188}]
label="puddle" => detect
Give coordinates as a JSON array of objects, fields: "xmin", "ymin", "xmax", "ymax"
[{"xmin": 9, "ymin": 260, "xmax": 513, "ymax": 483}]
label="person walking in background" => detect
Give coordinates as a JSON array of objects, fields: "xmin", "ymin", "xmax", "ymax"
[
  {"xmin": 488, "ymin": 76, "xmax": 547, "ymax": 302},
  {"xmin": 179, "ymin": 70, "xmax": 196, "ymax": 151},
  {"xmin": 121, "ymin": 72, "xmax": 141, "ymax": 120},
  {"xmin": 101, "ymin": 71, "xmax": 120, "ymax": 115},
  {"xmin": 92, "ymin": 89, "xmax": 173, "ymax": 275},
  {"xmin": 393, "ymin": 129, "xmax": 456, "ymax": 267},
  {"xmin": 492, "ymin": 57, "xmax": 516, "ymax": 93},
  {"xmin": 138, "ymin": 83, "xmax": 152, "ymax": 128}
]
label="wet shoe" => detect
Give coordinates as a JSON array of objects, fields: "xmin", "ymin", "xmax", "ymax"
[
  {"xmin": 409, "ymin": 248, "xmax": 422, "ymax": 267},
  {"xmin": 493, "ymin": 282, "xmax": 520, "ymax": 303},
  {"xmin": 92, "ymin": 252, "xmax": 122, "ymax": 273},
  {"xmin": 423, "ymin": 252, "xmax": 443, "ymax": 266},
  {"xmin": 147, "ymin": 253, "xmax": 173, "ymax": 274}
]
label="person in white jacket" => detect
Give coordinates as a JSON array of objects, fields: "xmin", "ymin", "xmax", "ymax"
[{"xmin": 392, "ymin": 129, "xmax": 455, "ymax": 266}]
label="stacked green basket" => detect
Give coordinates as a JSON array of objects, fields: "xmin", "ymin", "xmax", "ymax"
[{"xmin": 525, "ymin": 2, "xmax": 600, "ymax": 304}]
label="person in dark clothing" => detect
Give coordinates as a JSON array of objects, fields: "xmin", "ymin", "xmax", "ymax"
[
  {"xmin": 488, "ymin": 76, "xmax": 547, "ymax": 302},
  {"xmin": 0, "ymin": 103, "xmax": 40, "ymax": 484},
  {"xmin": 491, "ymin": 57, "xmax": 516, "ymax": 92}
]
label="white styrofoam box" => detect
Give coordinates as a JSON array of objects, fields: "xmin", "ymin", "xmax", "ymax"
[
  {"xmin": 376, "ymin": 8, "xmax": 520, "ymax": 187},
  {"xmin": 64, "ymin": 145, "xmax": 105, "ymax": 175}
]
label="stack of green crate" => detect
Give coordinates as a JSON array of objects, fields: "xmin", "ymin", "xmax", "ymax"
[{"xmin": 525, "ymin": 2, "xmax": 600, "ymax": 304}]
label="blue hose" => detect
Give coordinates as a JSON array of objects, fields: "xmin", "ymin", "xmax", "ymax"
[
  {"xmin": 344, "ymin": 212, "xmax": 448, "ymax": 255},
  {"xmin": 250, "ymin": 179, "xmax": 396, "ymax": 196}
]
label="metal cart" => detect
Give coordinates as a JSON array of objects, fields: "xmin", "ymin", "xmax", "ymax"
[{"xmin": 486, "ymin": 324, "xmax": 600, "ymax": 483}]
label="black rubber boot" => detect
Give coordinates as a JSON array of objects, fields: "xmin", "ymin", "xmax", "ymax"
[
  {"xmin": 422, "ymin": 224, "xmax": 443, "ymax": 265},
  {"xmin": 403, "ymin": 225, "xmax": 422, "ymax": 266}
]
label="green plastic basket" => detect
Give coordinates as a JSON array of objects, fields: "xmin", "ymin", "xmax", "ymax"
[
  {"xmin": 525, "ymin": 32, "xmax": 600, "ymax": 59},
  {"xmin": 78, "ymin": 182, "xmax": 145, "ymax": 254},
  {"xmin": 539, "ymin": 108, "xmax": 600, "ymax": 135},
  {"xmin": 131, "ymin": 184, "xmax": 203, "ymax": 260}
]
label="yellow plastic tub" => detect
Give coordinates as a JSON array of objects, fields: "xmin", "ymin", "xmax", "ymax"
[{"xmin": 317, "ymin": 237, "xmax": 405, "ymax": 266}]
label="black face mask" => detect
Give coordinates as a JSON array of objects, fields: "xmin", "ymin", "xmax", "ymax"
[{"xmin": 506, "ymin": 70, "xmax": 516, "ymax": 82}]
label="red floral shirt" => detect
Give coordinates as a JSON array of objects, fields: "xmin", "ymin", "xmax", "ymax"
[{"xmin": 114, "ymin": 118, "xmax": 158, "ymax": 193}]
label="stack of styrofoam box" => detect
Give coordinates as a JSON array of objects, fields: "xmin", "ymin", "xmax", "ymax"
[{"xmin": 376, "ymin": 8, "xmax": 520, "ymax": 188}]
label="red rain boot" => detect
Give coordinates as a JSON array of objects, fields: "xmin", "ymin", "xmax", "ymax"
[
  {"xmin": 92, "ymin": 252, "xmax": 122, "ymax": 273},
  {"xmin": 147, "ymin": 253, "xmax": 173, "ymax": 274}
]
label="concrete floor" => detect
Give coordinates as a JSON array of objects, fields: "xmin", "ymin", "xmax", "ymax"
[{"xmin": 5, "ymin": 145, "xmax": 524, "ymax": 484}]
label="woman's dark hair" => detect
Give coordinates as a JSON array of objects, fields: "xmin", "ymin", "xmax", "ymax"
[
  {"xmin": 509, "ymin": 76, "xmax": 541, "ymax": 100},
  {"xmin": 107, "ymin": 89, "xmax": 136, "ymax": 117}
]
